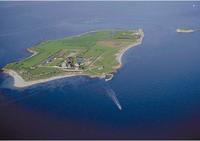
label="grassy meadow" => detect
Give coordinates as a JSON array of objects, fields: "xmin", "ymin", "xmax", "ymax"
[{"xmin": 4, "ymin": 29, "xmax": 143, "ymax": 81}]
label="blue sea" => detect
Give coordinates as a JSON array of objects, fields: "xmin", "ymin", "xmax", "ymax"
[{"xmin": 0, "ymin": 1, "xmax": 200, "ymax": 139}]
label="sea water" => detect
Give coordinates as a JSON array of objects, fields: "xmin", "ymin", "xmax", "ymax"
[{"xmin": 0, "ymin": 1, "xmax": 200, "ymax": 139}]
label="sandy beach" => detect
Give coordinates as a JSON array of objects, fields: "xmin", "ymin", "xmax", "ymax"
[
  {"xmin": 115, "ymin": 29, "xmax": 144, "ymax": 70},
  {"xmin": 3, "ymin": 69, "xmax": 82, "ymax": 88},
  {"xmin": 3, "ymin": 69, "xmax": 105, "ymax": 88},
  {"xmin": 3, "ymin": 29, "xmax": 144, "ymax": 88}
]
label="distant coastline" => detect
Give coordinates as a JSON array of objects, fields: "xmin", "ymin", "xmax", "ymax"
[
  {"xmin": 176, "ymin": 27, "xmax": 199, "ymax": 33},
  {"xmin": 3, "ymin": 29, "xmax": 144, "ymax": 88}
]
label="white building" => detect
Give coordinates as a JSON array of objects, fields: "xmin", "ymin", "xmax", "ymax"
[{"xmin": 61, "ymin": 62, "xmax": 66, "ymax": 68}]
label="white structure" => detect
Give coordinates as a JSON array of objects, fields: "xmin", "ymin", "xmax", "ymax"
[
  {"xmin": 74, "ymin": 63, "xmax": 79, "ymax": 70},
  {"xmin": 61, "ymin": 62, "xmax": 66, "ymax": 68}
]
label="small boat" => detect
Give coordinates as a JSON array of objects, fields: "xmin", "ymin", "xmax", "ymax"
[{"xmin": 105, "ymin": 74, "xmax": 113, "ymax": 81}]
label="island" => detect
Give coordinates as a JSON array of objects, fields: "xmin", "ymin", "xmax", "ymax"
[
  {"xmin": 176, "ymin": 27, "xmax": 195, "ymax": 33},
  {"xmin": 2, "ymin": 29, "xmax": 144, "ymax": 87}
]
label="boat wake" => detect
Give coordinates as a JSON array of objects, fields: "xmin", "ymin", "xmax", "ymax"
[
  {"xmin": 99, "ymin": 79, "xmax": 122, "ymax": 110},
  {"xmin": 105, "ymin": 88, "xmax": 122, "ymax": 110}
]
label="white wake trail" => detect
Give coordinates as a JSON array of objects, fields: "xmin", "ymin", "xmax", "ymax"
[{"xmin": 106, "ymin": 88, "xmax": 122, "ymax": 110}]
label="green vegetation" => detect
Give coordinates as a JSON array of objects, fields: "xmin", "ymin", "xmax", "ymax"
[
  {"xmin": 4, "ymin": 29, "xmax": 143, "ymax": 81},
  {"xmin": 176, "ymin": 27, "xmax": 195, "ymax": 33}
]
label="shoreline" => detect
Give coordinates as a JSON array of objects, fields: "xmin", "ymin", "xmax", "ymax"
[
  {"xmin": 3, "ymin": 29, "xmax": 144, "ymax": 88},
  {"xmin": 3, "ymin": 69, "xmax": 104, "ymax": 88},
  {"xmin": 115, "ymin": 29, "xmax": 144, "ymax": 70},
  {"xmin": 176, "ymin": 28, "xmax": 199, "ymax": 33},
  {"xmin": 176, "ymin": 29, "xmax": 194, "ymax": 33}
]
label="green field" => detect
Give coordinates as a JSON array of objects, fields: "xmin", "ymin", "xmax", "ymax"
[
  {"xmin": 4, "ymin": 29, "xmax": 143, "ymax": 81},
  {"xmin": 176, "ymin": 27, "xmax": 195, "ymax": 33}
]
